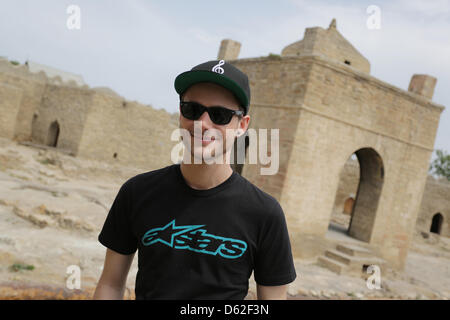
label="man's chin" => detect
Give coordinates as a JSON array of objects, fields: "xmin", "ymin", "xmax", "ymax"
[
  {"xmin": 188, "ymin": 148, "xmax": 226, "ymax": 164},
  {"xmin": 181, "ymin": 140, "xmax": 230, "ymax": 164}
]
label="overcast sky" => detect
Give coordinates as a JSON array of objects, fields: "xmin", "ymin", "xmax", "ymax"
[{"xmin": 1, "ymin": 0, "xmax": 449, "ymax": 158}]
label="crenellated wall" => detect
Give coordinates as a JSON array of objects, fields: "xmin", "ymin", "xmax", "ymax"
[{"xmin": 0, "ymin": 57, "xmax": 179, "ymax": 170}]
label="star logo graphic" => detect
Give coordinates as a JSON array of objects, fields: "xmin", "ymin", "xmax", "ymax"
[{"xmin": 141, "ymin": 219, "xmax": 204, "ymax": 247}]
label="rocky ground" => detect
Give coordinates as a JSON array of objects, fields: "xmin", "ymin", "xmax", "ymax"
[{"xmin": 0, "ymin": 137, "xmax": 448, "ymax": 300}]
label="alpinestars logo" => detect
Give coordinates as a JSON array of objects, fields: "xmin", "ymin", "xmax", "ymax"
[{"xmin": 141, "ymin": 219, "xmax": 247, "ymax": 259}]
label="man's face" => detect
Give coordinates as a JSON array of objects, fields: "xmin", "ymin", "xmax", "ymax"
[{"xmin": 179, "ymin": 82, "xmax": 250, "ymax": 164}]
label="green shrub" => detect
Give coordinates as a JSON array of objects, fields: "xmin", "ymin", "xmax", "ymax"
[
  {"xmin": 267, "ymin": 53, "xmax": 281, "ymax": 60},
  {"xmin": 429, "ymin": 149, "xmax": 450, "ymax": 181},
  {"xmin": 9, "ymin": 263, "xmax": 35, "ymax": 272}
]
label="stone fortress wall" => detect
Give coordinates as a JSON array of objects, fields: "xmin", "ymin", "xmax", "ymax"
[{"xmin": 0, "ymin": 57, "xmax": 179, "ymax": 171}]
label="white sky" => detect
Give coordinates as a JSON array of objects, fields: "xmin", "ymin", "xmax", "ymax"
[{"xmin": 1, "ymin": 0, "xmax": 449, "ymax": 158}]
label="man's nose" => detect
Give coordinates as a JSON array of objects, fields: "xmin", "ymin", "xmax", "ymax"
[{"xmin": 197, "ymin": 109, "xmax": 214, "ymax": 129}]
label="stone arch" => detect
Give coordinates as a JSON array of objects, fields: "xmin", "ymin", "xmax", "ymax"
[
  {"xmin": 46, "ymin": 120, "xmax": 60, "ymax": 147},
  {"xmin": 347, "ymin": 147, "xmax": 384, "ymax": 242},
  {"xmin": 430, "ymin": 213, "xmax": 443, "ymax": 235},
  {"xmin": 328, "ymin": 153, "xmax": 359, "ymax": 231}
]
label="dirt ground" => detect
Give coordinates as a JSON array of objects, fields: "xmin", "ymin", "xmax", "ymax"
[{"xmin": 0, "ymin": 137, "xmax": 448, "ymax": 300}]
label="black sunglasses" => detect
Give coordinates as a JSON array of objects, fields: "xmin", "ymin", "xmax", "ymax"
[{"xmin": 180, "ymin": 100, "xmax": 244, "ymax": 125}]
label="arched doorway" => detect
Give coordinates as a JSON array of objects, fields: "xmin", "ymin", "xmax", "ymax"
[
  {"xmin": 430, "ymin": 213, "xmax": 443, "ymax": 235},
  {"xmin": 343, "ymin": 197, "xmax": 355, "ymax": 215},
  {"xmin": 329, "ymin": 154, "xmax": 359, "ymax": 232},
  {"xmin": 46, "ymin": 121, "xmax": 60, "ymax": 147},
  {"xmin": 329, "ymin": 148, "xmax": 384, "ymax": 243},
  {"xmin": 348, "ymin": 148, "xmax": 384, "ymax": 242}
]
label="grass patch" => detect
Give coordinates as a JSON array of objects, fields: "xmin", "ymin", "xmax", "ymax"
[
  {"xmin": 9, "ymin": 263, "xmax": 35, "ymax": 272},
  {"xmin": 37, "ymin": 158, "xmax": 56, "ymax": 166},
  {"xmin": 267, "ymin": 53, "xmax": 281, "ymax": 60}
]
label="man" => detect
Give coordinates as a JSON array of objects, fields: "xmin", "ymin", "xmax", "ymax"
[{"xmin": 93, "ymin": 60, "xmax": 296, "ymax": 300}]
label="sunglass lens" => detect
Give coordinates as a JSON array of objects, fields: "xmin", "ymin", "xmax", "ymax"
[
  {"xmin": 181, "ymin": 102, "xmax": 203, "ymax": 120},
  {"xmin": 208, "ymin": 107, "xmax": 232, "ymax": 125}
]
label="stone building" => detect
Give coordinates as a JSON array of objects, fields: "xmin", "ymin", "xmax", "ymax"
[
  {"xmin": 0, "ymin": 19, "xmax": 447, "ymax": 271},
  {"xmin": 416, "ymin": 176, "xmax": 450, "ymax": 237},
  {"xmin": 0, "ymin": 58, "xmax": 178, "ymax": 170},
  {"xmin": 221, "ymin": 19, "xmax": 445, "ymax": 270}
]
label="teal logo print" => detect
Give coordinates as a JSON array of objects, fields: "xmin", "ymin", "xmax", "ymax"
[{"xmin": 141, "ymin": 219, "xmax": 247, "ymax": 259}]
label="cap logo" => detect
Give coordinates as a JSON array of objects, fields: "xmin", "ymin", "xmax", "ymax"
[{"xmin": 212, "ymin": 60, "xmax": 225, "ymax": 74}]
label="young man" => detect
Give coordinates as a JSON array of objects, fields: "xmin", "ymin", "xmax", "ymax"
[{"xmin": 94, "ymin": 60, "xmax": 296, "ymax": 300}]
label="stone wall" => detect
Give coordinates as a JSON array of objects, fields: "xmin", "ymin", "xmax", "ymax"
[
  {"xmin": 77, "ymin": 91, "xmax": 178, "ymax": 170},
  {"xmin": 0, "ymin": 58, "xmax": 179, "ymax": 171},
  {"xmin": 230, "ymin": 57, "xmax": 311, "ymax": 200},
  {"xmin": 332, "ymin": 158, "xmax": 359, "ymax": 215},
  {"xmin": 32, "ymin": 84, "xmax": 94, "ymax": 154},
  {"xmin": 417, "ymin": 176, "xmax": 450, "ymax": 237},
  {"xmin": 0, "ymin": 59, "xmax": 48, "ymax": 141},
  {"xmin": 0, "ymin": 82, "xmax": 23, "ymax": 139}
]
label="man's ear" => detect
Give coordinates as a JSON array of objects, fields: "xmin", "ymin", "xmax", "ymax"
[
  {"xmin": 236, "ymin": 127, "xmax": 248, "ymax": 138},
  {"xmin": 237, "ymin": 115, "xmax": 250, "ymax": 137}
]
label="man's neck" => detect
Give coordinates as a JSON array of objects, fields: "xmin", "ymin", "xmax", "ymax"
[{"xmin": 180, "ymin": 162, "xmax": 233, "ymax": 190}]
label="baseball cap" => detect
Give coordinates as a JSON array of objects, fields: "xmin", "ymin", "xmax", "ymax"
[{"xmin": 174, "ymin": 59, "xmax": 251, "ymax": 115}]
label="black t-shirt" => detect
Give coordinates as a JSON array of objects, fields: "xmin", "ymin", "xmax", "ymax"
[{"xmin": 98, "ymin": 164, "xmax": 297, "ymax": 299}]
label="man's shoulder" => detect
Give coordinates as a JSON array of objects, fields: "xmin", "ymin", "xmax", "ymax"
[
  {"xmin": 235, "ymin": 173, "xmax": 282, "ymax": 214},
  {"xmin": 124, "ymin": 164, "xmax": 178, "ymax": 189}
]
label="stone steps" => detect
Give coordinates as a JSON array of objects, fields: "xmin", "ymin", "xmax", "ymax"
[
  {"xmin": 317, "ymin": 243, "xmax": 386, "ymax": 277},
  {"xmin": 336, "ymin": 244, "xmax": 372, "ymax": 257},
  {"xmin": 317, "ymin": 255, "xmax": 347, "ymax": 275}
]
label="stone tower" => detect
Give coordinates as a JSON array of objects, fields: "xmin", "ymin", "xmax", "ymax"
[
  {"xmin": 217, "ymin": 39, "xmax": 241, "ymax": 60},
  {"xmin": 281, "ymin": 18, "xmax": 370, "ymax": 73}
]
